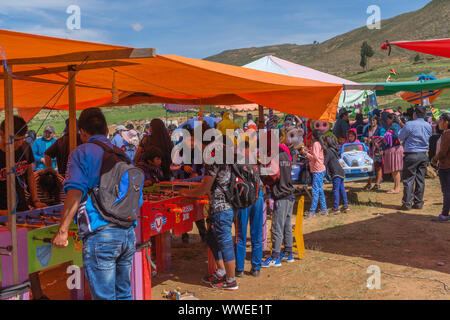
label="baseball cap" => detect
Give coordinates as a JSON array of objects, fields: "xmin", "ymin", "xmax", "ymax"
[
  {"xmin": 116, "ymin": 125, "xmax": 126, "ymax": 131},
  {"xmin": 44, "ymin": 125, "xmax": 55, "ymax": 133},
  {"xmin": 338, "ymin": 108, "xmax": 350, "ymax": 117},
  {"xmin": 414, "ymin": 105, "xmax": 427, "ymax": 115}
]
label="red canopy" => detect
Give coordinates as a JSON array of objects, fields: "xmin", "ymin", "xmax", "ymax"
[{"xmin": 381, "ymin": 39, "xmax": 450, "ymax": 58}]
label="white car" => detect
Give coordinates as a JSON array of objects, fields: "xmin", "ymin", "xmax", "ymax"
[{"xmin": 339, "ymin": 143, "xmax": 374, "ymax": 181}]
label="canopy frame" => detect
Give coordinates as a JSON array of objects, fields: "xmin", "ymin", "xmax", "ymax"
[{"xmin": 2, "ymin": 47, "xmax": 155, "ymax": 285}]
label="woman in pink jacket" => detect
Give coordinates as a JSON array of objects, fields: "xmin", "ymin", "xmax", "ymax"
[{"xmin": 302, "ymin": 130, "xmax": 328, "ymax": 217}]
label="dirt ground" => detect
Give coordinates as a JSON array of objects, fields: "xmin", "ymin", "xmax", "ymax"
[
  {"xmin": 151, "ymin": 176, "xmax": 450, "ymax": 300},
  {"xmin": 35, "ymin": 175, "xmax": 449, "ymax": 300}
]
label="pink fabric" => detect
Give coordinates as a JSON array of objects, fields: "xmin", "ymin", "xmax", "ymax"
[
  {"xmin": 122, "ymin": 129, "xmax": 139, "ymax": 146},
  {"xmin": 269, "ymin": 56, "xmax": 359, "ymax": 94},
  {"xmin": 383, "ymin": 145, "xmax": 404, "ymax": 174},
  {"xmin": 344, "ymin": 128, "xmax": 360, "ymax": 144},
  {"xmin": 307, "ymin": 141, "xmax": 326, "ymax": 173},
  {"xmin": 216, "ymin": 104, "xmax": 259, "ymax": 111},
  {"xmin": 279, "ymin": 144, "xmax": 292, "ymax": 162}
]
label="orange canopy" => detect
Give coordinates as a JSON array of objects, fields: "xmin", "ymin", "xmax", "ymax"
[{"xmin": 0, "ymin": 29, "xmax": 342, "ymax": 121}]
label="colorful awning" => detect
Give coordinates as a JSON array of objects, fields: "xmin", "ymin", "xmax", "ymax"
[
  {"xmin": 0, "ymin": 29, "xmax": 343, "ymax": 122},
  {"xmin": 362, "ymin": 78, "xmax": 450, "ymax": 96},
  {"xmin": 381, "ymin": 39, "xmax": 450, "ymax": 58}
]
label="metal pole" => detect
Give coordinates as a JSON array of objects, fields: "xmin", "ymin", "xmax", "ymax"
[
  {"xmin": 4, "ymin": 65, "xmax": 19, "ymax": 284},
  {"xmin": 68, "ymin": 66, "xmax": 77, "ymax": 153},
  {"xmin": 258, "ymin": 105, "xmax": 264, "ymax": 129}
]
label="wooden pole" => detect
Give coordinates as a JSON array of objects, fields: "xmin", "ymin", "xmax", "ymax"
[
  {"xmin": 68, "ymin": 66, "xmax": 77, "ymax": 153},
  {"xmin": 258, "ymin": 105, "xmax": 264, "ymax": 129},
  {"xmin": 3, "ymin": 65, "xmax": 19, "ymax": 284}
]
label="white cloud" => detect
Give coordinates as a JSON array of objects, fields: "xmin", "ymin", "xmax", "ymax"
[
  {"xmin": 18, "ymin": 25, "xmax": 109, "ymax": 43},
  {"xmin": 131, "ymin": 22, "xmax": 144, "ymax": 32}
]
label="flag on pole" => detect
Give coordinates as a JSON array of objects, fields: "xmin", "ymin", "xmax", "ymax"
[{"xmin": 386, "ymin": 69, "xmax": 399, "ymax": 82}]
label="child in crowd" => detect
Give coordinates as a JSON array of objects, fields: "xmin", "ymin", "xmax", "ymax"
[
  {"xmin": 302, "ymin": 129, "xmax": 328, "ymax": 217},
  {"xmin": 32, "ymin": 168, "xmax": 66, "ymax": 206},
  {"xmin": 0, "ymin": 116, "xmax": 46, "ymax": 212},
  {"xmin": 261, "ymin": 130, "xmax": 296, "ymax": 268},
  {"xmin": 345, "ymin": 128, "xmax": 360, "ymax": 144},
  {"xmin": 324, "ymin": 136, "xmax": 349, "ymax": 214},
  {"xmin": 180, "ymin": 135, "xmax": 239, "ymax": 291},
  {"xmin": 136, "ymin": 146, "xmax": 164, "ymax": 187},
  {"xmin": 170, "ymin": 126, "xmax": 204, "ymax": 180}
]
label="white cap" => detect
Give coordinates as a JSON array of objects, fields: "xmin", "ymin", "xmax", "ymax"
[{"xmin": 116, "ymin": 125, "xmax": 126, "ymax": 131}]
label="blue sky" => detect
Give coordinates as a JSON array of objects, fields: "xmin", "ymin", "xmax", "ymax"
[{"xmin": 0, "ymin": 0, "xmax": 431, "ymax": 59}]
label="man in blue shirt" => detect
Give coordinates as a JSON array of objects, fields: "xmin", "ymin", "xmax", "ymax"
[
  {"xmin": 398, "ymin": 105, "xmax": 432, "ymax": 210},
  {"xmin": 111, "ymin": 125, "xmax": 126, "ymax": 149},
  {"xmin": 52, "ymin": 108, "xmax": 142, "ymax": 300},
  {"xmin": 32, "ymin": 125, "xmax": 56, "ymax": 170}
]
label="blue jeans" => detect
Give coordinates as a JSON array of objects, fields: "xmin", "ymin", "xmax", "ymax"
[
  {"xmin": 332, "ymin": 177, "xmax": 348, "ymax": 209},
  {"xmin": 82, "ymin": 226, "xmax": 136, "ymax": 300},
  {"xmin": 310, "ymin": 170, "xmax": 327, "ymax": 212},
  {"xmin": 439, "ymin": 168, "xmax": 450, "ymax": 216},
  {"xmin": 209, "ymin": 208, "xmax": 236, "ymax": 262},
  {"xmin": 236, "ymin": 190, "xmax": 264, "ymax": 271}
]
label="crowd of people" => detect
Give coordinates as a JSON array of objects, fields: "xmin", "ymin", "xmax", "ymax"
[{"xmin": 0, "ymin": 103, "xmax": 448, "ymax": 299}]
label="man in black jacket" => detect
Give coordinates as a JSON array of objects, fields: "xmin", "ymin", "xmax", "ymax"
[{"xmin": 333, "ymin": 108, "xmax": 350, "ymax": 144}]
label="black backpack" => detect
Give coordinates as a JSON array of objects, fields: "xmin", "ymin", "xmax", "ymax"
[
  {"xmin": 88, "ymin": 141, "xmax": 144, "ymax": 228},
  {"xmin": 218, "ymin": 164, "xmax": 259, "ymax": 210}
]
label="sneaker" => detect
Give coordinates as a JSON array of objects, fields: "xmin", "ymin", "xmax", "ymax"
[
  {"xmin": 318, "ymin": 210, "xmax": 329, "ymax": 216},
  {"xmin": 250, "ymin": 269, "xmax": 260, "ymax": 277},
  {"xmin": 305, "ymin": 211, "xmax": 317, "ymax": 219},
  {"xmin": 211, "ymin": 278, "xmax": 239, "ymax": 291},
  {"xmin": 281, "ymin": 252, "xmax": 294, "ymax": 263},
  {"xmin": 201, "ymin": 271, "xmax": 225, "ymax": 284},
  {"xmin": 330, "ymin": 208, "xmax": 340, "ymax": 214},
  {"xmin": 341, "ymin": 206, "xmax": 350, "ymax": 213},
  {"xmin": 235, "ymin": 270, "xmax": 244, "ymax": 278},
  {"xmin": 261, "ymin": 256, "xmax": 282, "ymax": 268},
  {"xmin": 431, "ymin": 214, "xmax": 450, "ymax": 223},
  {"xmin": 399, "ymin": 204, "xmax": 411, "ymax": 211},
  {"xmin": 412, "ymin": 203, "xmax": 423, "ymax": 210}
]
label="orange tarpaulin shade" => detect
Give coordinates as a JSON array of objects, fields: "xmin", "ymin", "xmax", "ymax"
[{"xmin": 0, "ymin": 29, "xmax": 342, "ymax": 121}]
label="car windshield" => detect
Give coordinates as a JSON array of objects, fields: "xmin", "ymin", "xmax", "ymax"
[{"xmin": 343, "ymin": 144, "xmax": 364, "ymax": 153}]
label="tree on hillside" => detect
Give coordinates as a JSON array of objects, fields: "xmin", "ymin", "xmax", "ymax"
[{"xmin": 360, "ymin": 41, "xmax": 374, "ymax": 71}]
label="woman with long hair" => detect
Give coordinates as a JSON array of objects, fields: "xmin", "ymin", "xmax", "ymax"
[
  {"xmin": 134, "ymin": 118, "xmax": 174, "ymax": 181},
  {"xmin": 302, "ymin": 129, "xmax": 328, "ymax": 217},
  {"xmin": 383, "ymin": 113, "xmax": 403, "ymax": 194},
  {"xmin": 431, "ymin": 113, "xmax": 450, "ymax": 222}
]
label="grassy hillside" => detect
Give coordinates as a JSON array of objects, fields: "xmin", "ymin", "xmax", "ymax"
[{"xmin": 205, "ymin": 0, "xmax": 450, "ymax": 76}]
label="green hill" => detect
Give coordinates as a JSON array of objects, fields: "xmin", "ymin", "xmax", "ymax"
[
  {"xmin": 205, "ymin": 0, "xmax": 450, "ymax": 77},
  {"xmin": 205, "ymin": 0, "xmax": 450, "ymax": 108}
]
